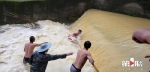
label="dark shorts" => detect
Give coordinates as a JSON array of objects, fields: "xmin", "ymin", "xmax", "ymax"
[
  {"xmin": 23, "ymin": 57, "xmax": 30, "ymax": 64},
  {"xmin": 70, "ymin": 64, "xmax": 81, "ymax": 72}
]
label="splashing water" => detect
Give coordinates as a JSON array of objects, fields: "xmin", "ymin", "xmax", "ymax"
[{"xmin": 0, "ymin": 20, "xmax": 94, "ymax": 72}]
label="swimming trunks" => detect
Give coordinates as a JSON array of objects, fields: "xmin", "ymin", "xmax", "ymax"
[
  {"xmin": 70, "ymin": 64, "xmax": 81, "ymax": 72},
  {"xmin": 23, "ymin": 57, "xmax": 30, "ymax": 64}
]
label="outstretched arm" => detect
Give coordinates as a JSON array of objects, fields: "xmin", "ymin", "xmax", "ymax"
[
  {"xmin": 47, "ymin": 52, "xmax": 73, "ymax": 61},
  {"xmin": 34, "ymin": 42, "xmax": 48, "ymax": 47},
  {"xmin": 145, "ymin": 54, "xmax": 150, "ymax": 58},
  {"xmin": 87, "ymin": 53, "xmax": 94, "ymax": 65}
]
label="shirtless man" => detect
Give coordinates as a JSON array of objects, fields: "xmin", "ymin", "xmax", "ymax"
[
  {"xmin": 70, "ymin": 41, "xmax": 94, "ymax": 72},
  {"xmin": 23, "ymin": 36, "xmax": 47, "ymax": 64},
  {"xmin": 68, "ymin": 30, "xmax": 82, "ymax": 40}
]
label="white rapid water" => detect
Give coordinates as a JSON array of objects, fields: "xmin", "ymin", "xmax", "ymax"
[{"xmin": 0, "ymin": 20, "xmax": 94, "ymax": 72}]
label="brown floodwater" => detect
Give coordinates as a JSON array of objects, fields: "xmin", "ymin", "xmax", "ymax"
[{"xmin": 70, "ymin": 9, "xmax": 150, "ymax": 72}]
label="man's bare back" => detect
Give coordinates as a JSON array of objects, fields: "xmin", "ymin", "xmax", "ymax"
[
  {"xmin": 71, "ymin": 41, "xmax": 94, "ymax": 72},
  {"xmin": 73, "ymin": 49, "xmax": 92, "ymax": 69},
  {"xmin": 24, "ymin": 42, "xmax": 37, "ymax": 58}
]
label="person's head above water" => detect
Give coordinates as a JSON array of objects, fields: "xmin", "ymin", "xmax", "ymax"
[
  {"xmin": 30, "ymin": 36, "xmax": 35, "ymax": 43},
  {"xmin": 84, "ymin": 41, "xmax": 91, "ymax": 50},
  {"xmin": 78, "ymin": 29, "xmax": 82, "ymax": 34}
]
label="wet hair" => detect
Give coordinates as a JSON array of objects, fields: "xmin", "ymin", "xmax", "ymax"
[
  {"xmin": 78, "ymin": 29, "xmax": 82, "ymax": 33},
  {"xmin": 30, "ymin": 36, "xmax": 35, "ymax": 43},
  {"xmin": 84, "ymin": 41, "xmax": 91, "ymax": 49}
]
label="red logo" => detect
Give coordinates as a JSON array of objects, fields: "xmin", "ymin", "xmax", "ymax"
[{"xmin": 130, "ymin": 61, "xmax": 134, "ymax": 65}]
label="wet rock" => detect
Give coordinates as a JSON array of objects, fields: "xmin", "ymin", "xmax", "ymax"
[
  {"xmin": 122, "ymin": 3, "xmax": 144, "ymax": 15},
  {"xmin": 93, "ymin": 0, "xmax": 150, "ymax": 18}
]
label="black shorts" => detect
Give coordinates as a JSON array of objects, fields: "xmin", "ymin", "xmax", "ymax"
[{"xmin": 23, "ymin": 57, "xmax": 30, "ymax": 64}]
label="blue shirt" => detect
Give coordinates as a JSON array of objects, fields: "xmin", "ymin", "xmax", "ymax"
[{"xmin": 30, "ymin": 51, "xmax": 67, "ymax": 72}]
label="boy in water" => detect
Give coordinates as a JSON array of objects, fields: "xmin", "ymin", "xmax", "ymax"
[
  {"xmin": 70, "ymin": 41, "xmax": 94, "ymax": 72},
  {"xmin": 68, "ymin": 29, "xmax": 82, "ymax": 41},
  {"xmin": 23, "ymin": 36, "xmax": 47, "ymax": 64}
]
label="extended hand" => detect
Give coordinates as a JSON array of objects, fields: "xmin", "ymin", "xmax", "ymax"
[
  {"xmin": 67, "ymin": 52, "xmax": 73, "ymax": 56},
  {"xmin": 44, "ymin": 42, "xmax": 48, "ymax": 43},
  {"xmin": 145, "ymin": 55, "xmax": 150, "ymax": 58}
]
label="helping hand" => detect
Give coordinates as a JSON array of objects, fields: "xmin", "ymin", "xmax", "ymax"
[
  {"xmin": 67, "ymin": 52, "xmax": 73, "ymax": 56},
  {"xmin": 145, "ymin": 55, "xmax": 150, "ymax": 58}
]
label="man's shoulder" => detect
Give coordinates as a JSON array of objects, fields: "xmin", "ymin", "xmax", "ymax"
[
  {"xmin": 25, "ymin": 43, "xmax": 29, "ymax": 45},
  {"xmin": 85, "ymin": 51, "xmax": 91, "ymax": 55},
  {"xmin": 79, "ymin": 49, "xmax": 90, "ymax": 55},
  {"xmin": 25, "ymin": 42, "xmax": 34, "ymax": 46},
  {"xmin": 28, "ymin": 43, "xmax": 37, "ymax": 47}
]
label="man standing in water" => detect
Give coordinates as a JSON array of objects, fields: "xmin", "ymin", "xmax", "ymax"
[
  {"xmin": 30, "ymin": 43, "xmax": 73, "ymax": 72},
  {"xmin": 70, "ymin": 41, "xmax": 94, "ymax": 72},
  {"xmin": 23, "ymin": 36, "xmax": 47, "ymax": 64}
]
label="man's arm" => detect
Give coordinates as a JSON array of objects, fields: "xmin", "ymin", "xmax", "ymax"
[
  {"xmin": 87, "ymin": 53, "xmax": 94, "ymax": 65},
  {"xmin": 34, "ymin": 42, "xmax": 48, "ymax": 47},
  {"xmin": 47, "ymin": 52, "xmax": 73, "ymax": 61}
]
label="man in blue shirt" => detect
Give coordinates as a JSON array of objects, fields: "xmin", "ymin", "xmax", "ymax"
[{"xmin": 30, "ymin": 43, "xmax": 73, "ymax": 72}]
